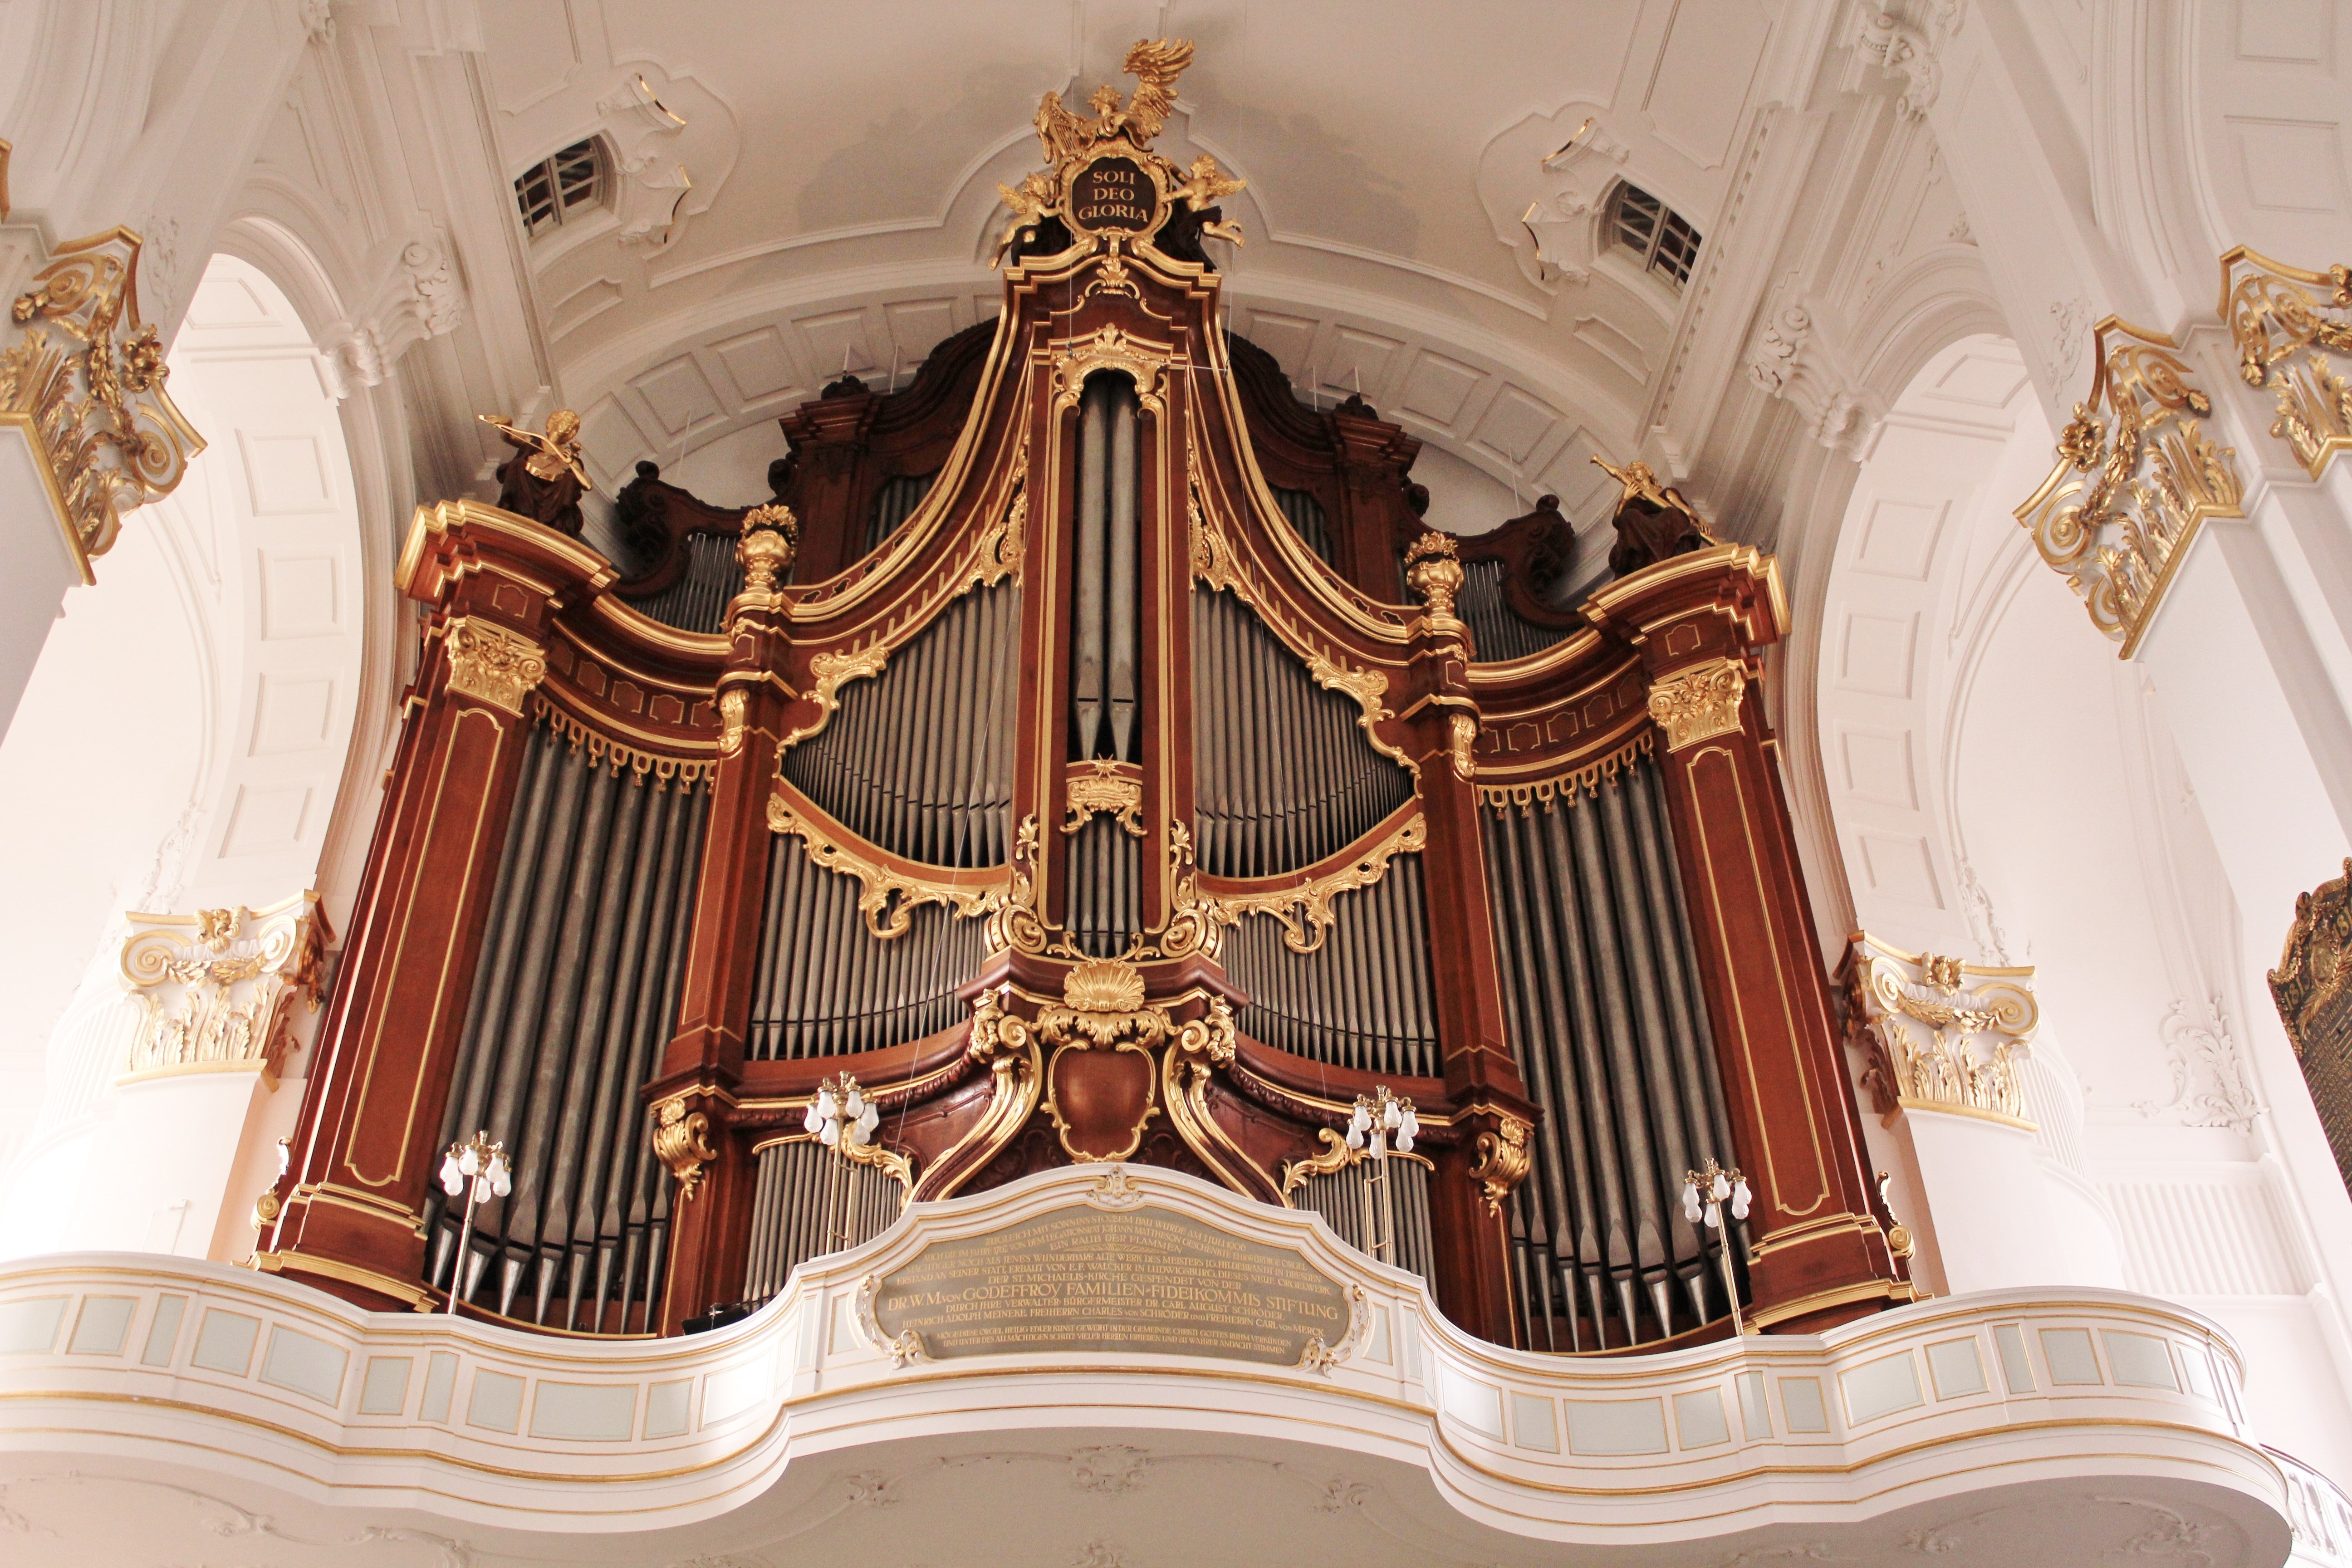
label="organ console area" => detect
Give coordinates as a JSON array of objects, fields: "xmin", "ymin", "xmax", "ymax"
[{"xmin": 253, "ymin": 46, "xmax": 1914, "ymax": 1355}]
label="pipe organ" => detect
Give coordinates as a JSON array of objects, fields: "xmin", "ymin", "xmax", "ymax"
[{"xmin": 256, "ymin": 41, "xmax": 1913, "ymax": 1352}]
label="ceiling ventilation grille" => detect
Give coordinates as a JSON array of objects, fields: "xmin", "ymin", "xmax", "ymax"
[
  {"xmin": 1607, "ymin": 181, "xmax": 1702, "ymax": 288},
  {"xmin": 514, "ymin": 139, "xmax": 606, "ymax": 237}
]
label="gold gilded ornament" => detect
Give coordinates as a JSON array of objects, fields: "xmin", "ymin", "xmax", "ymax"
[{"xmin": 1646, "ymin": 658, "xmax": 1747, "ymax": 751}]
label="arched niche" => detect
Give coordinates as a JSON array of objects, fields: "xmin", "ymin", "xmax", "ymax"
[{"xmin": 0, "ymin": 253, "xmax": 373, "ymax": 1265}]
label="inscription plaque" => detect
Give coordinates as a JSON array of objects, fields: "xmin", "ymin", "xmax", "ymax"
[
  {"xmin": 1068, "ymin": 155, "xmax": 1158, "ymax": 236},
  {"xmin": 870, "ymin": 1204, "xmax": 1351, "ymax": 1365}
]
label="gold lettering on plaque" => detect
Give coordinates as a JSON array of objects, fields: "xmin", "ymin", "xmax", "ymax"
[{"xmin": 870, "ymin": 1205, "xmax": 1351, "ymax": 1366}]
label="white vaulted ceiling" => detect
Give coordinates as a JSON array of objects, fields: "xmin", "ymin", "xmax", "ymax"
[{"xmin": 473, "ymin": 0, "xmax": 1807, "ymax": 529}]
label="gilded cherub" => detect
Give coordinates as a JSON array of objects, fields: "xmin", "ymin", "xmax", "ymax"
[
  {"xmin": 479, "ymin": 409, "xmax": 591, "ymax": 536},
  {"xmin": 992, "ymin": 171, "xmax": 1060, "ymax": 268},
  {"xmin": 1172, "ymin": 153, "xmax": 1247, "ymax": 245}
]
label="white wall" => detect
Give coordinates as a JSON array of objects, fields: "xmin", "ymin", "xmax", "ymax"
[{"xmin": 0, "ymin": 255, "xmax": 365, "ymax": 1263}]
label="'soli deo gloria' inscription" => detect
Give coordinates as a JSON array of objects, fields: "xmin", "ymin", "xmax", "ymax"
[
  {"xmin": 870, "ymin": 1204, "xmax": 1351, "ymax": 1365},
  {"xmin": 1070, "ymin": 156, "xmax": 1155, "ymax": 233}
]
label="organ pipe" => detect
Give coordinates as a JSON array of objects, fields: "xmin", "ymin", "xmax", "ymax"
[
  {"xmin": 747, "ymin": 849, "xmax": 988, "ymax": 1060},
  {"xmin": 780, "ymin": 584, "xmax": 1021, "ymax": 868},
  {"xmin": 1482, "ymin": 756, "xmax": 1740, "ymax": 1351},
  {"xmin": 1191, "ymin": 588, "xmax": 1415, "ymax": 878},
  {"xmin": 424, "ymin": 715, "xmax": 708, "ymax": 1331},
  {"xmin": 1219, "ymin": 861, "xmax": 1440, "ymax": 1078},
  {"xmin": 742, "ymin": 1139, "xmax": 905, "ymax": 1303},
  {"xmin": 1291, "ymin": 1156, "xmax": 1437, "ymax": 1293},
  {"xmin": 1456, "ymin": 558, "xmax": 1570, "ymax": 662}
]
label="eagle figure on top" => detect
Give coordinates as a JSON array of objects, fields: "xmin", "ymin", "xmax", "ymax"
[
  {"xmin": 995, "ymin": 39, "xmax": 1245, "ymax": 265},
  {"xmin": 1034, "ymin": 38, "xmax": 1193, "ymax": 166}
]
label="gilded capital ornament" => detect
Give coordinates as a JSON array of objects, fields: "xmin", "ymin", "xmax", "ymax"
[
  {"xmin": 2013, "ymin": 316, "xmax": 2240, "ymax": 658},
  {"xmin": 1, "ymin": 227, "xmax": 204, "ymax": 573},
  {"xmin": 1842, "ymin": 935, "xmax": 2038, "ymax": 1127},
  {"xmin": 120, "ymin": 893, "xmax": 330, "ymax": 1088},
  {"xmin": 1062, "ymin": 758, "xmax": 1144, "ymax": 836},
  {"xmin": 1646, "ymin": 658, "xmax": 1747, "ymax": 750},
  {"xmin": 443, "ymin": 617, "xmax": 547, "ymax": 715},
  {"xmin": 2222, "ymin": 246, "xmax": 2352, "ymax": 479}
]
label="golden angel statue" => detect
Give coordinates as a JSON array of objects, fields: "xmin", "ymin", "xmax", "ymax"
[
  {"xmin": 1591, "ymin": 454, "xmax": 1715, "ymax": 578},
  {"xmin": 1172, "ymin": 153, "xmax": 1248, "ymax": 245},
  {"xmin": 480, "ymin": 409, "xmax": 591, "ymax": 537}
]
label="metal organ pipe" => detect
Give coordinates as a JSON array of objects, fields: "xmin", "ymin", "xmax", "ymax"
[
  {"xmin": 779, "ymin": 583, "xmax": 1021, "ymax": 869},
  {"xmin": 424, "ymin": 716, "xmax": 708, "ymax": 1330},
  {"xmin": 1189, "ymin": 589, "xmax": 1413, "ymax": 878},
  {"xmin": 1480, "ymin": 756, "xmax": 1738, "ymax": 1352},
  {"xmin": 1455, "ymin": 559, "xmax": 1570, "ymax": 663}
]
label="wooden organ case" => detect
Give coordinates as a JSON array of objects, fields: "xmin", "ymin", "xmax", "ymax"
[{"xmin": 255, "ymin": 42, "xmax": 1913, "ymax": 1352}]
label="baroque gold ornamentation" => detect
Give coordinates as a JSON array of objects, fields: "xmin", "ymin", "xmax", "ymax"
[
  {"xmin": 1480, "ymin": 731, "xmax": 1656, "ymax": 813},
  {"xmin": 716, "ymin": 688, "xmax": 747, "ymax": 757},
  {"xmin": 985, "ymin": 814, "xmax": 1054, "ymax": 956},
  {"xmin": 1210, "ymin": 813, "xmax": 1427, "ymax": 955},
  {"xmin": 2269, "ymin": 858, "xmax": 2352, "ymax": 1192},
  {"xmin": 1404, "ymin": 530, "xmax": 1467, "ymax": 637},
  {"xmin": 767, "ymin": 790, "xmax": 1005, "ymax": 939},
  {"xmin": 1844, "ymin": 936, "xmax": 2039, "ymax": 1127},
  {"xmin": 1646, "ymin": 658, "xmax": 1747, "ymax": 751},
  {"xmin": 1062, "ymin": 759, "xmax": 1144, "ymax": 836},
  {"xmin": 1449, "ymin": 710, "xmax": 1480, "ymax": 781},
  {"xmin": 534, "ymin": 699, "xmax": 715, "ymax": 787},
  {"xmin": 120, "ymin": 894, "xmax": 329, "ymax": 1087},
  {"xmin": 2223, "ymin": 246, "xmax": 2352, "ymax": 478},
  {"xmin": 1303, "ymin": 649, "xmax": 1419, "ymax": 782},
  {"xmin": 778, "ymin": 641, "xmax": 888, "ymax": 752},
  {"xmin": 443, "ymin": 617, "xmax": 548, "ymax": 716},
  {"xmin": 1054, "ymin": 324, "xmax": 1171, "ymax": 415},
  {"xmin": 652, "ymin": 1095, "xmax": 718, "ymax": 1200},
  {"xmin": 2013, "ymin": 317, "xmax": 2242, "ymax": 658},
  {"xmin": 734, "ymin": 503, "xmax": 799, "ymax": 608},
  {"xmin": 1279, "ymin": 1127, "xmax": 1362, "ymax": 1196},
  {"xmin": 0, "ymin": 227, "xmax": 203, "ymax": 570},
  {"xmin": 1469, "ymin": 1111, "xmax": 1535, "ymax": 1215},
  {"xmin": 1036, "ymin": 958, "xmax": 1171, "ymax": 1162},
  {"xmin": 992, "ymin": 39, "xmax": 1238, "ymax": 263}
]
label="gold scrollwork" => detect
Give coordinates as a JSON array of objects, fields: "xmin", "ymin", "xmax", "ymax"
[
  {"xmin": 0, "ymin": 227, "xmax": 203, "ymax": 572},
  {"xmin": 1646, "ymin": 658, "xmax": 1747, "ymax": 751},
  {"xmin": 985, "ymin": 814, "xmax": 1055, "ymax": 956},
  {"xmin": 767, "ymin": 791, "xmax": 1006, "ymax": 939},
  {"xmin": 717, "ymin": 688, "xmax": 747, "ymax": 757},
  {"xmin": 1279, "ymin": 1127, "xmax": 1362, "ymax": 1197},
  {"xmin": 778, "ymin": 641, "xmax": 888, "ymax": 752},
  {"xmin": 2013, "ymin": 317, "xmax": 2242, "ymax": 658},
  {"xmin": 1210, "ymin": 813, "xmax": 1426, "ymax": 955},
  {"xmin": 2223, "ymin": 246, "xmax": 2352, "ymax": 479},
  {"xmin": 1054, "ymin": 324, "xmax": 1172, "ymax": 415},
  {"xmin": 1062, "ymin": 759, "xmax": 1145, "ymax": 836},
  {"xmin": 1843, "ymin": 936, "xmax": 2039, "ymax": 1127},
  {"xmin": 1303, "ymin": 649, "xmax": 1419, "ymax": 782},
  {"xmin": 1448, "ymin": 710, "xmax": 1480, "ymax": 781},
  {"xmin": 443, "ymin": 617, "xmax": 548, "ymax": 716},
  {"xmin": 652, "ymin": 1096, "xmax": 718, "ymax": 1200},
  {"xmin": 1469, "ymin": 1111, "xmax": 1535, "ymax": 1215}
]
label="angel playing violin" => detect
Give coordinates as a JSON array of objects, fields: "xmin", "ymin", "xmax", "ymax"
[{"xmin": 478, "ymin": 408, "xmax": 591, "ymax": 537}]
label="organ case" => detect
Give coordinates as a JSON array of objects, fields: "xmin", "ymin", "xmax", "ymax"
[{"xmin": 255, "ymin": 42, "xmax": 1912, "ymax": 1352}]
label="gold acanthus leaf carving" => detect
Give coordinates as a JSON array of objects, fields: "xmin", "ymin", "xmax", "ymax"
[
  {"xmin": 120, "ymin": 895, "xmax": 329, "ymax": 1088},
  {"xmin": 779, "ymin": 642, "xmax": 888, "ymax": 752},
  {"xmin": 1448, "ymin": 710, "xmax": 1480, "ymax": 781},
  {"xmin": 2013, "ymin": 317, "xmax": 2241, "ymax": 657},
  {"xmin": 1646, "ymin": 658, "xmax": 1746, "ymax": 751},
  {"xmin": 1304, "ymin": 648, "xmax": 1420, "ymax": 782},
  {"xmin": 767, "ymin": 793, "xmax": 1005, "ymax": 940},
  {"xmin": 1844, "ymin": 940, "xmax": 2039, "ymax": 1126},
  {"xmin": 653, "ymin": 1095, "xmax": 718, "ymax": 1200},
  {"xmin": 1279, "ymin": 1127, "xmax": 1363, "ymax": 1197},
  {"xmin": 1062, "ymin": 759, "xmax": 1145, "ymax": 836},
  {"xmin": 2222, "ymin": 246, "xmax": 2352, "ymax": 480},
  {"xmin": 1, "ymin": 227, "xmax": 203, "ymax": 569},
  {"xmin": 443, "ymin": 617, "xmax": 548, "ymax": 716},
  {"xmin": 1210, "ymin": 813, "xmax": 1426, "ymax": 955}
]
